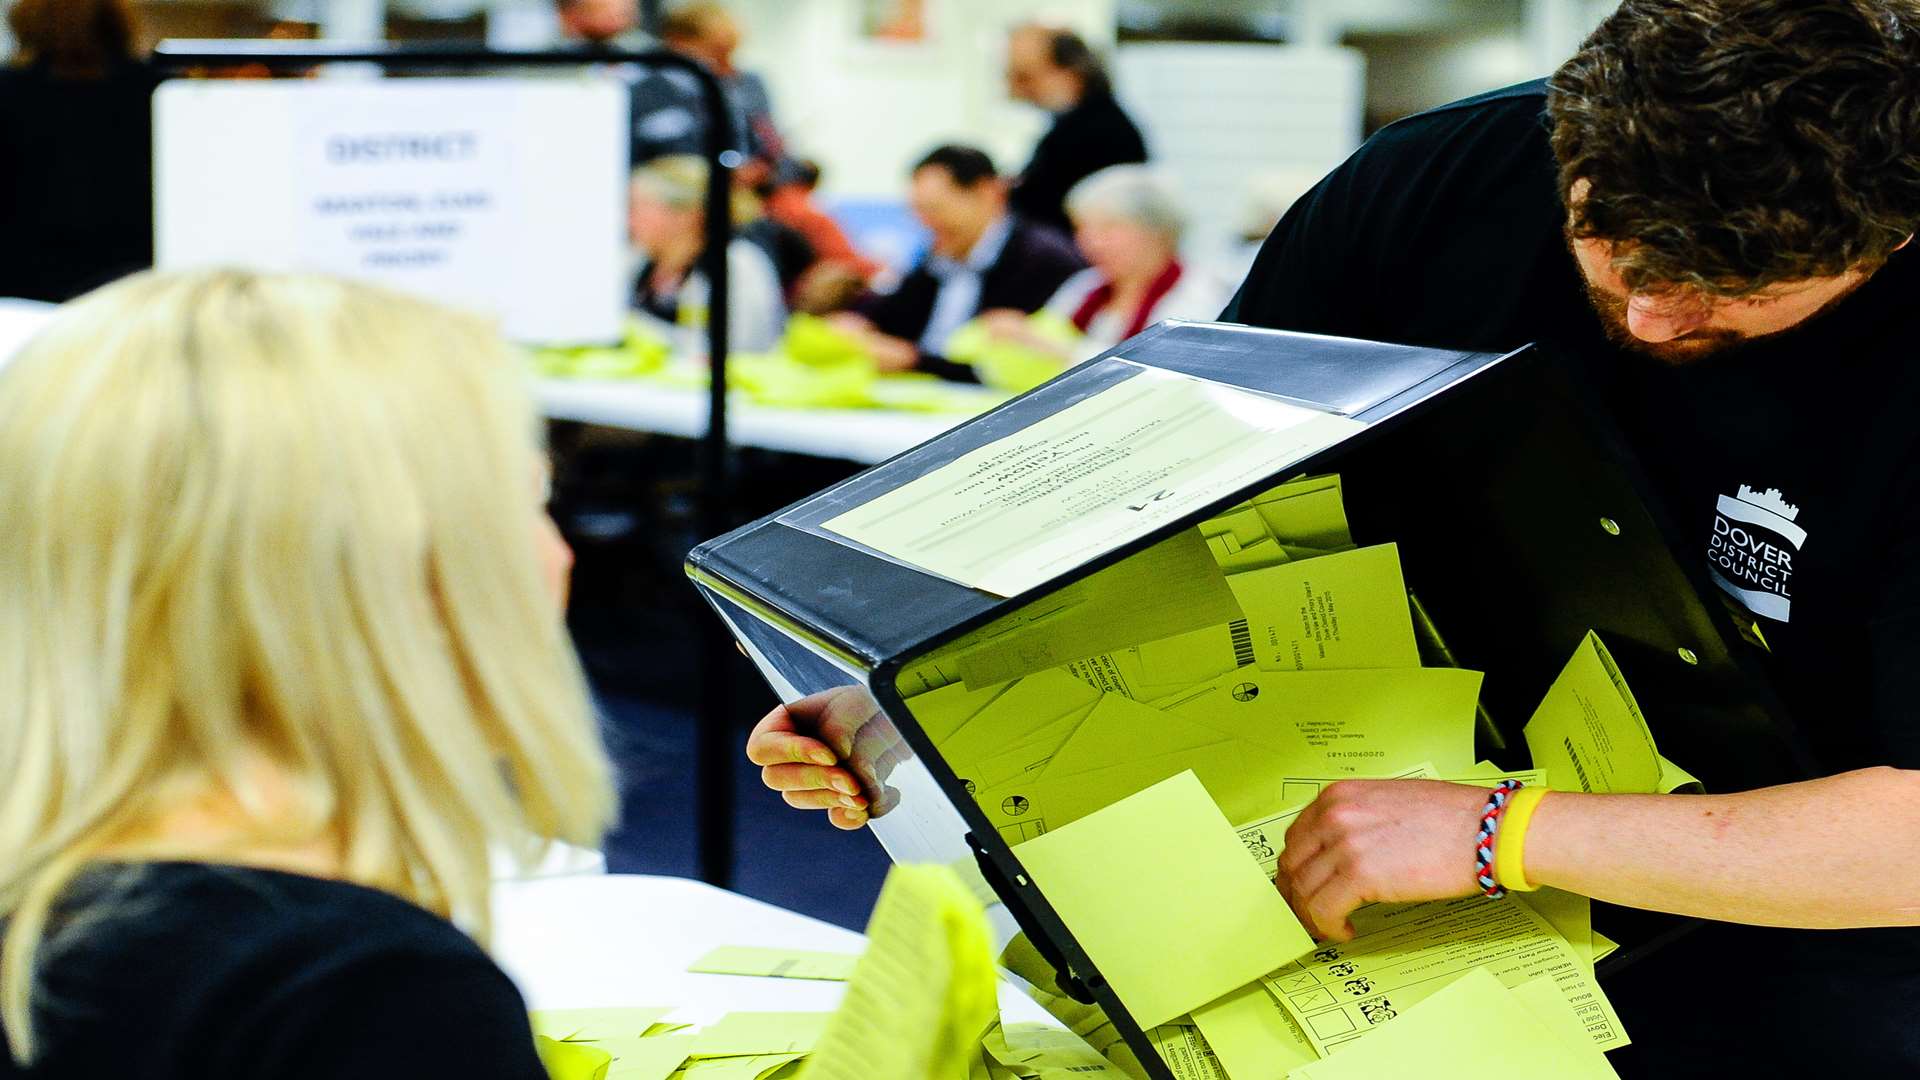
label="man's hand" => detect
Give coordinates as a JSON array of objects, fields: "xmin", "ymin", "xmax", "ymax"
[
  {"xmin": 746, "ymin": 686, "xmax": 907, "ymax": 830},
  {"xmin": 1275, "ymin": 780, "xmax": 1493, "ymax": 941}
]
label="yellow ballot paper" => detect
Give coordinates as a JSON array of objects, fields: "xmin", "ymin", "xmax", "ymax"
[
  {"xmin": 981, "ymin": 1023, "xmax": 1129, "ymax": 1077},
  {"xmin": 1190, "ymin": 983, "xmax": 1318, "ymax": 1078},
  {"xmin": 1525, "ymin": 631, "xmax": 1700, "ymax": 794},
  {"xmin": 534, "ymin": 1008, "xmax": 678, "ymax": 1044},
  {"xmin": 1145, "ymin": 1024, "xmax": 1232, "ymax": 1080},
  {"xmin": 1162, "ymin": 667, "xmax": 1482, "ymax": 776},
  {"xmin": 798, "ymin": 864, "xmax": 998, "ymax": 1080},
  {"xmin": 951, "ymin": 528, "xmax": 1242, "ymax": 688},
  {"xmin": 1012, "ymin": 772, "xmax": 1314, "ymax": 1028},
  {"xmin": 689, "ymin": 1013, "xmax": 830, "ymax": 1058},
  {"xmin": 819, "ymin": 365, "xmax": 1366, "ymax": 598},
  {"xmin": 1220, "ymin": 544, "xmax": 1421, "ymax": 672},
  {"xmin": 537, "ymin": 1036, "xmax": 612, "ymax": 1080},
  {"xmin": 1285, "ymin": 969, "xmax": 1618, "ymax": 1080},
  {"xmin": 1247, "ymin": 474, "xmax": 1353, "ymax": 550},
  {"xmin": 1266, "ymin": 894, "xmax": 1628, "ymax": 1056}
]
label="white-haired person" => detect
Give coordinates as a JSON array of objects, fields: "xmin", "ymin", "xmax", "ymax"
[
  {"xmin": 0, "ymin": 270, "xmax": 616, "ymax": 1077},
  {"xmin": 979, "ymin": 164, "xmax": 1230, "ymax": 364},
  {"xmin": 629, "ymin": 154, "xmax": 788, "ymax": 356}
]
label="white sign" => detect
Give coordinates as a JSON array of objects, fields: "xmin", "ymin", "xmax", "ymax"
[{"xmin": 155, "ymin": 77, "xmax": 628, "ymax": 344}]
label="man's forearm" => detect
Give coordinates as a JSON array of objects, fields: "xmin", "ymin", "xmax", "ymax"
[{"xmin": 1526, "ymin": 767, "xmax": 1920, "ymax": 928}]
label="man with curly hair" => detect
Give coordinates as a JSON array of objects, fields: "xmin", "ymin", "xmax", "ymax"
[{"xmin": 1224, "ymin": 0, "xmax": 1920, "ymax": 1072}]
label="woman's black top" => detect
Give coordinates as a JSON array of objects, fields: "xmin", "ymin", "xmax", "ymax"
[{"xmin": 0, "ymin": 862, "xmax": 546, "ymax": 1079}]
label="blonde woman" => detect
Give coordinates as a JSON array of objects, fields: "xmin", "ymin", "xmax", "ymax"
[{"xmin": 0, "ymin": 270, "xmax": 616, "ymax": 1076}]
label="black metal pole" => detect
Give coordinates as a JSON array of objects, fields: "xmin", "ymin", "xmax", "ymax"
[{"xmin": 152, "ymin": 40, "xmax": 740, "ymax": 888}]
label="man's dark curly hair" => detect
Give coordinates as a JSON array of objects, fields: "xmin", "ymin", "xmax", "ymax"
[{"xmin": 1548, "ymin": 0, "xmax": 1920, "ymax": 295}]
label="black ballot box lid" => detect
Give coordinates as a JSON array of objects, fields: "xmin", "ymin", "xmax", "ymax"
[{"xmin": 686, "ymin": 320, "xmax": 1809, "ymax": 1076}]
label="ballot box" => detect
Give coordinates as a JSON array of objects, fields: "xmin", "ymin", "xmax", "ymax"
[{"xmin": 687, "ymin": 320, "xmax": 1803, "ymax": 1077}]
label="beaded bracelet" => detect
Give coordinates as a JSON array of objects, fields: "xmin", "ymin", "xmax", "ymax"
[{"xmin": 1473, "ymin": 779, "xmax": 1525, "ymax": 899}]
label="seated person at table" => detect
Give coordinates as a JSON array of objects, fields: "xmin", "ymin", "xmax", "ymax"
[
  {"xmin": 629, "ymin": 154, "xmax": 787, "ymax": 355},
  {"xmin": 0, "ymin": 270, "xmax": 616, "ymax": 1078},
  {"xmin": 980, "ymin": 164, "xmax": 1230, "ymax": 364},
  {"xmin": 835, "ymin": 144, "xmax": 1086, "ymax": 380}
]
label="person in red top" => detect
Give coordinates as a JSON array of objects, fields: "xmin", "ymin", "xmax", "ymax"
[{"xmin": 764, "ymin": 159, "xmax": 881, "ymax": 282}]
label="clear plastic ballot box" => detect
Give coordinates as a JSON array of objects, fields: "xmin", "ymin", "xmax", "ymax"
[{"xmin": 685, "ymin": 320, "xmax": 1804, "ymax": 1075}]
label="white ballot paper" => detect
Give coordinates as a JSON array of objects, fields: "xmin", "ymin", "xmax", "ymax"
[{"xmin": 820, "ymin": 365, "xmax": 1366, "ymax": 598}]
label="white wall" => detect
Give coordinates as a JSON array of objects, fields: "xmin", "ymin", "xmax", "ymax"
[
  {"xmin": 1113, "ymin": 44, "xmax": 1364, "ymax": 257},
  {"xmin": 726, "ymin": 0, "xmax": 1117, "ymax": 198}
]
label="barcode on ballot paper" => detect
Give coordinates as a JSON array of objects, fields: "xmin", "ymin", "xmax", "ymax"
[{"xmin": 1230, "ymin": 619, "xmax": 1254, "ymax": 667}]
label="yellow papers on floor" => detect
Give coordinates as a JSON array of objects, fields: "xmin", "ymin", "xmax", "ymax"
[
  {"xmin": 1524, "ymin": 631, "xmax": 1700, "ymax": 794},
  {"xmin": 1161, "ymin": 667, "xmax": 1482, "ymax": 776},
  {"xmin": 1285, "ymin": 969, "xmax": 1618, "ymax": 1080},
  {"xmin": 1265, "ymin": 894, "xmax": 1628, "ymax": 1057},
  {"xmin": 1215, "ymin": 544, "xmax": 1420, "ymax": 672},
  {"xmin": 1012, "ymin": 772, "xmax": 1314, "ymax": 1029},
  {"xmin": 798, "ymin": 864, "xmax": 998, "ymax": 1080},
  {"xmin": 951, "ymin": 528, "xmax": 1243, "ymax": 688},
  {"xmin": 1190, "ymin": 983, "xmax": 1317, "ymax": 1078},
  {"xmin": 819, "ymin": 365, "xmax": 1366, "ymax": 598}
]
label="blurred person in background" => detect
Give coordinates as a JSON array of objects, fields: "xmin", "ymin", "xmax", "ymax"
[
  {"xmin": 835, "ymin": 145, "xmax": 1085, "ymax": 380},
  {"xmin": 0, "ymin": 270, "xmax": 615, "ymax": 1077},
  {"xmin": 1003, "ymin": 23, "xmax": 1147, "ymax": 238},
  {"xmin": 732, "ymin": 180, "xmax": 817, "ymax": 302},
  {"xmin": 623, "ymin": 2, "xmax": 787, "ymax": 184},
  {"xmin": 629, "ymin": 155, "xmax": 786, "ymax": 355},
  {"xmin": 555, "ymin": 0, "xmax": 643, "ymax": 46},
  {"xmin": 766, "ymin": 158, "xmax": 882, "ymax": 285},
  {"xmin": 981, "ymin": 164, "xmax": 1229, "ymax": 363},
  {"xmin": 0, "ymin": 0, "xmax": 156, "ymax": 303}
]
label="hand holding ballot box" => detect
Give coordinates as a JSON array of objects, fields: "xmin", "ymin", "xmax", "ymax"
[{"xmin": 692, "ymin": 321, "xmax": 1807, "ymax": 1078}]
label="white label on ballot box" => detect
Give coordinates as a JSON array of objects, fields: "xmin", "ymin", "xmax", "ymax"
[{"xmin": 821, "ymin": 365, "xmax": 1365, "ymax": 598}]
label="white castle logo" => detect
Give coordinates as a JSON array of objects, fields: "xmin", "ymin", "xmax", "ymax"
[{"xmin": 1735, "ymin": 485, "xmax": 1800, "ymax": 523}]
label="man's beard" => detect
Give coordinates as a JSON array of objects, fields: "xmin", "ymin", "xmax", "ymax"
[{"xmin": 1578, "ymin": 259, "xmax": 1871, "ymax": 367}]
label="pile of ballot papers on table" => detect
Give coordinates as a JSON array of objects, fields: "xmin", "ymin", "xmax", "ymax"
[{"xmin": 859, "ymin": 473, "xmax": 1705, "ymax": 1078}]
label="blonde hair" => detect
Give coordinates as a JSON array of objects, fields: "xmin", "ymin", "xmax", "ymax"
[{"xmin": 0, "ymin": 270, "xmax": 616, "ymax": 1062}]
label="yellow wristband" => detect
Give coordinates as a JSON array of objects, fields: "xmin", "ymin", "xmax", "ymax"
[{"xmin": 1493, "ymin": 785, "xmax": 1549, "ymax": 892}]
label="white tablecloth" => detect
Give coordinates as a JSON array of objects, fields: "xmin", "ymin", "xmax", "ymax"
[
  {"xmin": 537, "ymin": 378, "xmax": 995, "ymax": 465},
  {"xmin": 490, "ymin": 873, "xmax": 1055, "ymax": 1026}
]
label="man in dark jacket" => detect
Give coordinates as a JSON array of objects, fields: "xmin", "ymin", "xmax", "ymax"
[
  {"xmin": 1003, "ymin": 25, "xmax": 1148, "ymax": 236},
  {"xmin": 839, "ymin": 145, "xmax": 1086, "ymax": 381}
]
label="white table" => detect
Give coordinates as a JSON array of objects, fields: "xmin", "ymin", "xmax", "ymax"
[
  {"xmin": 537, "ymin": 378, "xmax": 997, "ymax": 465},
  {"xmin": 491, "ymin": 873, "xmax": 1055, "ymax": 1026}
]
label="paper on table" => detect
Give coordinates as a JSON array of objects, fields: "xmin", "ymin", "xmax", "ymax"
[
  {"xmin": 1590, "ymin": 932, "xmax": 1620, "ymax": 965},
  {"xmin": 1285, "ymin": 969, "xmax": 1616, "ymax": 1080},
  {"xmin": 1525, "ymin": 631, "xmax": 1699, "ymax": 794},
  {"xmin": 819, "ymin": 365, "xmax": 1365, "ymax": 598},
  {"xmin": 537, "ymin": 1036, "xmax": 612, "ymax": 1080},
  {"xmin": 1190, "ymin": 983, "xmax": 1318, "ymax": 1078},
  {"xmin": 952, "ymin": 528, "xmax": 1242, "ymax": 688},
  {"xmin": 605, "ymin": 1035, "xmax": 695, "ymax": 1080},
  {"xmin": 797, "ymin": 864, "xmax": 998, "ymax": 1080},
  {"xmin": 535, "ymin": 1007, "xmax": 679, "ymax": 1043},
  {"xmin": 690, "ymin": 1013, "xmax": 831, "ymax": 1058},
  {"xmin": 688, "ymin": 947, "xmax": 859, "ymax": 982},
  {"xmin": 1266, "ymin": 894, "xmax": 1628, "ymax": 1056},
  {"xmin": 1012, "ymin": 772, "xmax": 1314, "ymax": 1028},
  {"xmin": 1517, "ymin": 888, "xmax": 1594, "ymax": 967},
  {"xmin": 1162, "ymin": 667, "xmax": 1482, "ymax": 776},
  {"xmin": 679, "ymin": 1052, "xmax": 807, "ymax": 1079},
  {"xmin": 1216, "ymin": 544, "xmax": 1421, "ymax": 672}
]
